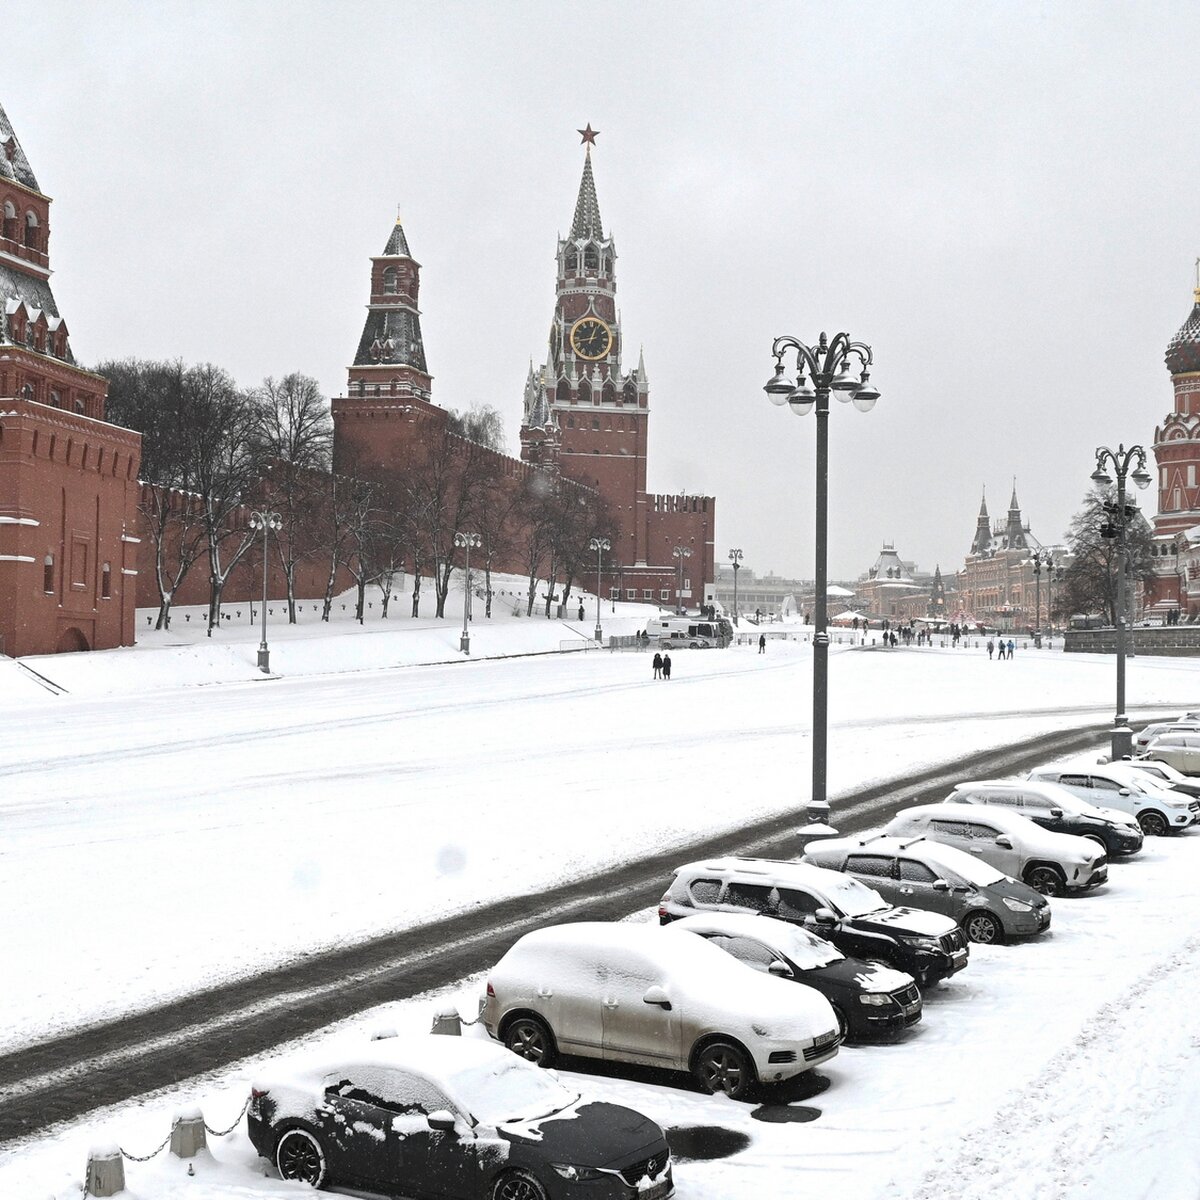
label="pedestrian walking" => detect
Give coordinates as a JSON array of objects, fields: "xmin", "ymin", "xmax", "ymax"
[
  {"xmin": 1007, "ymin": 638, "xmax": 1015, "ymax": 659},
  {"xmin": 652, "ymin": 651, "xmax": 663, "ymax": 679},
  {"xmin": 987, "ymin": 638, "xmax": 995, "ymax": 659},
  {"xmin": 662, "ymin": 653, "xmax": 672, "ymax": 680},
  {"xmin": 758, "ymin": 633, "xmax": 767, "ymax": 654},
  {"xmin": 578, "ymin": 601, "xmax": 585, "ymax": 621}
]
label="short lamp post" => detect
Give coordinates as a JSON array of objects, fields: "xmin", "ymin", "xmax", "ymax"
[
  {"xmin": 454, "ymin": 531, "xmax": 482, "ymax": 654},
  {"xmin": 1091, "ymin": 444, "xmax": 1152, "ymax": 760},
  {"xmin": 672, "ymin": 545, "xmax": 692, "ymax": 614},
  {"xmin": 729, "ymin": 548, "xmax": 743, "ymax": 625},
  {"xmin": 249, "ymin": 509, "xmax": 282, "ymax": 674},
  {"xmin": 589, "ymin": 536, "xmax": 611, "ymax": 642},
  {"xmin": 763, "ymin": 331, "xmax": 879, "ymax": 824}
]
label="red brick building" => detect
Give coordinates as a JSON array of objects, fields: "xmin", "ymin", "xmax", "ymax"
[
  {"xmin": 519, "ymin": 141, "xmax": 716, "ymax": 607},
  {"xmin": 0, "ymin": 102, "xmax": 141, "ymax": 655}
]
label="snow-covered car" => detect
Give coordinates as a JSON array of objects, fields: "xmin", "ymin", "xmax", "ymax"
[
  {"xmin": 1132, "ymin": 720, "xmax": 1200, "ymax": 752},
  {"xmin": 1140, "ymin": 732, "xmax": 1200, "ymax": 779},
  {"xmin": 247, "ymin": 1035, "xmax": 674, "ymax": 1200},
  {"xmin": 1029, "ymin": 763, "xmax": 1199, "ymax": 836},
  {"xmin": 1118, "ymin": 756, "xmax": 1200, "ymax": 800},
  {"xmin": 883, "ymin": 804, "xmax": 1107, "ymax": 897},
  {"xmin": 671, "ymin": 911, "xmax": 922, "ymax": 1041},
  {"xmin": 803, "ymin": 834, "xmax": 1050, "ymax": 944},
  {"xmin": 658, "ymin": 857, "xmax": 969, "ymax": 987},
  {"xmin": 482, "ymin": 921, "xmax": 839, "ymax": 1101},
  {"xmin": 944, "ymin": 779, "xmax": 1144, "ymax": 857}
]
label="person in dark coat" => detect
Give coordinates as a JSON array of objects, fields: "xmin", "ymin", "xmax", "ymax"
[
  {"xmin": 758, "ymin": 633, "xmax": 767, "ymax": 654},
  {"xmin": 652, "ymin": 652, "xmax": 663, "ymax": 679},
  {"xmin": 662, "ymin": 653, "xmax": 672, "ymax": 680}
]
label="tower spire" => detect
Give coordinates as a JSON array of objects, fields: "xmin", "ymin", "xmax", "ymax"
[
  {"xmin": 570, "ymin": 138, "xmax": 604, "ymax": 240},
  {"xmin": 971, "ymin": 488, "xmax": 991, "ymax": 556}
]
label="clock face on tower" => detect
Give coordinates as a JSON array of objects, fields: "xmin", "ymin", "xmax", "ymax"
[{"xmin": 570, "ymin": 316, "xmax": 613, "ymax": 361}]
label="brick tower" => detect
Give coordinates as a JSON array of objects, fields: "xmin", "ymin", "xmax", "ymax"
[{"xmin": 0, "ymin": 101, "xmax": 141, "ymax": 656}]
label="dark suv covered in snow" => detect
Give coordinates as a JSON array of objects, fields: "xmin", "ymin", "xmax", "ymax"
[{"xmin": 659, "ymin": 856, "xmax": 969, "ymax": 987}]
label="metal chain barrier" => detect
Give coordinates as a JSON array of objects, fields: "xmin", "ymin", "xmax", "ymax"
[
  {"xmin": 118, "ymin": 1128, "xmax": 172, "ymax": 1162},
  {"xmin": 204, "ymin": 1092, "xmax": 252, "ymax": 1138}
]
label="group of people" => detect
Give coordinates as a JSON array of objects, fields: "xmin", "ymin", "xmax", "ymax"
[
  {"xmin": 651, "ymin": 652, "xmax": 673, "ymax": 680},
  {"xmin": 986, "ymin": 637, "xmax": 1017, "ymax": 660}
]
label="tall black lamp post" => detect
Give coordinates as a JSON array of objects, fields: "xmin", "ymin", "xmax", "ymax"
[
  {"xmin": 1091, "ymin": 444, "xmax": 1152, "ymax": 759},
  {"xmin": 1031, "ymin": 549, "xmax": 1054, "ymax": 639},
  {"xmin": 763, "ymin": 332, "xmax": 879, "ymax": 821},
  {"xmin": 589, "ymin": 536, "xmax": 610, "ymax": 643},
  {"xmin": 249, "ymin": 510, "xmax": 282, "ymax": 674},
  {"xmin": 672, "ymin": 545, "xmax": 692, "ymax": 614},
  {"xmin": 454, "ymin": 531, "xmax": 482, "ymax": 654},
  {"xmin": 729, "ymin": 548, "xmax": 743, "ymax": 625}
]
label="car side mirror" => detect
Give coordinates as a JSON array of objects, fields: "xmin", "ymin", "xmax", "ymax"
[
  {"xmin": 995, "ymin": 835, "xmax": 1013, "ymax": 849},
  {"xmin": 768, "ymin": 960, "xmax": 793, "ymax": 978},
  {"xmin": 1050, "ymin": 808, "xmax": 1064, "ymax": 819},
  {"xmin": 427, "ymin": 1110, "xmax": 456, "ymax": 1132},
  {"xmin": 642, "ymin": 985, "xmax": 672, "ymax": 1010},
  {"xmin": 932, "ymin": 879, "xmax": 950, "ymax": 892},
  {"xmin": 1118, "ymin": 788, "xmax": 1131, "ymax": 796},
  {"xmin": 813, "ymin": 907, "xmax": 838, "ymax": 925}
]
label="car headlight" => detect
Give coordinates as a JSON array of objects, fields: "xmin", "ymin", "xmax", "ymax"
[
  {"xmin": 859, "ymin": 992, "xmax": 893, "ymax": 1006},
  {"xmin": 1002, "ymin": 897, "xmax": 1032, "ymax": 912},
  {"xmin": 551, "ymin": 1164, "xmax": 605, "ymax": 1182},
  {"xmin": 898, "ymin": 935, "xmax": 939, "ymax": 949}
]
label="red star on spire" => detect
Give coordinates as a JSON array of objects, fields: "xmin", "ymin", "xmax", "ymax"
[{"xmin": 577, "ymin": 124, "xmax": 599, "ymax": 146}]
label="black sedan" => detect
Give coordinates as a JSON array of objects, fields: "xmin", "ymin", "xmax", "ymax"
[
  {"xmin": 247, "ymin": 1035, "xmax": 673, "ymax": 1200},
  {"xmin": 672, "ymin": 911, "xmax": 923, "ymax": 1041}
]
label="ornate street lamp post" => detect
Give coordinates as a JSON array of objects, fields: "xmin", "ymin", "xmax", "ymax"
[
  {"xmin": 1031, "ymin": 549, "xmax": 1053, "ymax": 639},
  {"xmin": 454, "ymin": 531, "xmax": 482, "ymax": 654},
  {"xmin": 249, "ymin": 510, "xmax": 282, "ymax": 674},
  {"xmin": 672, "ymin": 545, "xmax": 692, "ymax": 614},
  {"xmin": 763, "ymin": 331, "xmax": 879, "ymax": 821},
  {"xmin": 1091, "ymin": 445, "xmax": 1152, "ymax": 759},
  {"xmin": 589, "ymin": 536, "xmax": 611, "ymax": 643},
  {"xmin": 729, "ymin": 548, "xmax": 743, "ymax": 625}
]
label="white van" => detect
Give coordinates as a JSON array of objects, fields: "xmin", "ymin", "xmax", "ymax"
[{"xmin": 649, "ymin": 615, "xmax": 730, "ymax": 648}]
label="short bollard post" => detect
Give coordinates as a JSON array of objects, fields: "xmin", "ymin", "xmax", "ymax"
[
  {"xmin": 430, "ymin": 1006, "xmax": 462, "ymax": 1036},
  {"xmin": 170, "ymin": 1108, "xmax": 207, "ymax": 1158},
  {"xmin": 85, "ymin": 1145, "xmax": 125, "ymax": 1197}
]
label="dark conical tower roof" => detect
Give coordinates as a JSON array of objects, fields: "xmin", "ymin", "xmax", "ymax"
[
  {"xmin": 1165, "ymin": 286, "xmax": 1200, "ymax": 375},
  {"xmin": 382, "ymin": 218, "xmax": 411, "ymax": 257},
  {"xmin": 570, "ymin": 148, "xmax": 604, "ymax": 240},
  {"xmin": 0, "ymin": 101, "xmax": 41, "ymax": 193}
]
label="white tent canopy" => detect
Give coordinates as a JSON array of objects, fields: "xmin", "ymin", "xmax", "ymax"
[{"xmin": 826, "ymin": 585, "xmax": 855, "ymax": 597}]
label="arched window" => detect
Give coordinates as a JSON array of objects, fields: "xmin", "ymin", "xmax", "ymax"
[
  {"xmin": 49, "ymin": 389, "xmax": 61, "ymax": 408},
  {"xmin": 583, "ymin": 245, "xmax": 599, "ymax": 271},
  {"xmin": 602, "ymin": 255, "xmax": 611, "ymax": 275},
  {"xmin": 565, "ymin": 249, "xmax": 578, "ymax": 274},
  {"xmin": 74, "ymin": 398, "xmax": 85, "ymax": 414},
  {"xmin": 24, "ymin": 210, "xmax": 39, "ymax": 250},
  {"xmin": 101, "ymin": 562, "xmax": 112, "ymax": 599},
  {"xmin": 557, "ymin": 378, "xmax": 571, "ymax": 405},
  {"xmin": 2, "ymin": 199, "xmax": 15, "ymax": 240},
  {"xmin": 624, "ymin": 380, "xmax": 637, "ymax": 404},
  {"xmin": 20, "ymin": 382, "xmax": 33, "ymax": 401},
  {"xmin": 43, "ymin": 554, "xmax": 54, "ymax": 594},
  {"xmin": 603, "ymin": 381, "xmax": 616, "ymax": 405},
  {"xmin": 578, "ymin": 380, "xmax": 592, "ymax": 407},
  {"xmin": 390, "ymin": 377, "xmax": 399, "ymax": 395},
  {"xmin": 382, "ymin": 266, "xmax": 398, "ymax": 294}
]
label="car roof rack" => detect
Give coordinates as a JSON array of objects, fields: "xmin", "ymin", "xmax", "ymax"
[
  {"xmin": 854, "ymin": 832, "xmax": 886, "ymax": 846},
  {"xmin": 898, "ymin": 835, "xmax": 927, "ymax": 849}
]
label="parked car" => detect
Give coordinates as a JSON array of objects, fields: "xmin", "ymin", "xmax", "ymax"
[
  {"xmin": 1029, "ymin": 764, "xmax": 1200, "ymax": 836},
  {"xmin": 247, "ymin": 1034, "xmax": 674, "ymax": 1200},
  {"xmin": 1132, "ymin": 720, "xmax": 1200, "ymax": 752},
  {"xmin": 671, "ymin": 911, "xmax": 922, "ymax": 1041},
  {"xmin": 882, "ymin": 804, "xmax": 1107, "ymax": 896},
  {"xmin": 658, "ymin": 856, "xmax": 968, "ymax": 986},
  {"xmin": 944, "ymin": 779, "xmax": 1144, "ymax": 857},
  {"xmin": 482, "ymin": 921, "xmax": 839, "ymax": 1101},
  {"xmin": 1118, "ymin": 756, "xmax": 1200, "ymax": 800},
  {"xmin": 803, "ymin": 834, "xmax": 1050, "ymax": 943},
  {"xmin": 1141, "ymin": 732, "xmax": 1200, "ymax": 779}
]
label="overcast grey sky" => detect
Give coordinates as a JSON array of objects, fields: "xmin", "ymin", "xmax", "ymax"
[{"xmin": 6, "ymin": 2, "xmax": 1200, "ymax": 578}]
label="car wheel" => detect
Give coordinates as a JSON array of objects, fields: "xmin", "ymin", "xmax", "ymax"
[
  {"xmin": 1025, "ymin": 866, "xmax": 1065, "ymax": 897},
  {"xmin": 1138, "ymin": 809, "xmax": 1170, "ymax": 837},
  {"xmin": 492, "ymin": 1169, "xmax": 548, "ymax": 1200},
  {"xmin": 692, "ymin": 1039, "xmax": 755, "ymax": 1100},
  {"xmin": 502, "ymin": 1015, "xmax": 557, "ymax": 1068},
  {"xmin": 276, "ymin": 1127, "xmax": 328, "ymax": 1188},
  {"xmin": 831, "ymin": 1003, "xmax": 850, "ymax": 1042},
  {"xmin": 964, "ymin": 912, "xmax": 1003, "ymax": 944}
]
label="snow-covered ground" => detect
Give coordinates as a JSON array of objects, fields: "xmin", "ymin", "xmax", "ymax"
[{"xmin": 4, "ymin": 607, "xmax": 1200, "ymax": 1197}]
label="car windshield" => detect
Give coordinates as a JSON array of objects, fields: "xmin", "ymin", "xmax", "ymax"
[
  {"xmin": 935, "ymin": 854, "xmax": 1004, "ymax": 887},
  {"xmin": 820, "ymin": 873, "xmax": 888, "ymax": 917},
  {"xmin": 768, "ymin": 923, "xmax": 844, "ymax": 968},
  {"xmin": 445, "ymin": 1058, "xmax": 578, "ymax": 1125}
]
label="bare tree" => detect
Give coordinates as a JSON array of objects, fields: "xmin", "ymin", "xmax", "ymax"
[{"xmin": 255, "ymin": 373, "xmax": 333, "ymax": 622}]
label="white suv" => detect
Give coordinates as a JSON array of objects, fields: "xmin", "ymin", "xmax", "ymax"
[
  {"xmin": 1028, "ymin": 764, "xmax": 1199, "ymax": 837},
  {"xmin": 883, "ymin": 804, "xmax": 1107, "ymax": 896}
]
